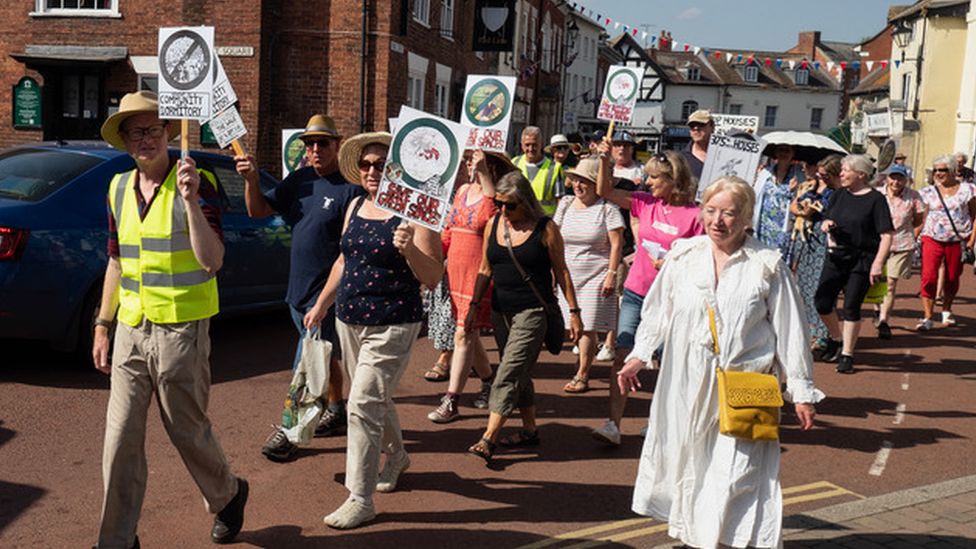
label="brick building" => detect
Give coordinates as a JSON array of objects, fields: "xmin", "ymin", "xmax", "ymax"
[{"xmin": 0, "ymin": 0, "xmax": 495, "ymax": 175}]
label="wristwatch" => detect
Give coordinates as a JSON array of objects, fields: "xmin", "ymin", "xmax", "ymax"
[{"xmin": 93, "ymin": 317, "xmax": 113, "ymax": 330}]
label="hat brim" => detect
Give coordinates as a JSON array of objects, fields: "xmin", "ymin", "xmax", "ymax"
[
  {"xmin": 338, "ymin": 132, "xmax": 392, "ymax": 184},
  {"xmin": 545, "ymin": 143, "xmax": 582, "ymax": 154},
  {"xmin": 100, "ymin": 109, "xmax": 180, "ymax": 151},
  {"xmin": 565, "ymin": 169, "xmax": 597, "ymax": 185},
  {"xmin": 300, "ymin": 129, "xmax": 343, "ymax": 141}
]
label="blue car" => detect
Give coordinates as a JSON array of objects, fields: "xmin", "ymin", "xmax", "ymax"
[{"xmin": 0, "ymin": 142, "xmax": 290, "ymax": 357}]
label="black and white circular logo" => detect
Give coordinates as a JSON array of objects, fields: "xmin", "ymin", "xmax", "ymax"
[{"xmin": 160, "ymin": 30, "xmax": 212, "ymax": 91}]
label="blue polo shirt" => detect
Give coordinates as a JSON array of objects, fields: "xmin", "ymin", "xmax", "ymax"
[{"xmin": 264, "ymin": 166, "xmax": 365, "ymax": 310}]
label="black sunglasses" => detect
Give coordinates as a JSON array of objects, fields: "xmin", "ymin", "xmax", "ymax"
[
  {"xmin": 358, "ymin": 159, "xmax": 386, "ymax": 172},
  {"xmin": 933, "ymin": 168, "xmax": 951, "ymax": 173},
  {"xmin": 493, "ymin": 198, "xmax": 518, "ymax": 211}
]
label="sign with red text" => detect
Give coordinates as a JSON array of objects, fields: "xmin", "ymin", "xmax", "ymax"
[
  {"xmin": 461, "ymin": 75, "xmax": 516, "ymax": 152},
  {"xmin": 376, "ymin": 106, "xmax": 468, "ymax": 231},
  {"xmin": 597, "ymin": 65, "xmax": 641, "ymax": 124},
  {"xmin": 157, "ymin": 26, "xmax": 215, "ymax": 120}
]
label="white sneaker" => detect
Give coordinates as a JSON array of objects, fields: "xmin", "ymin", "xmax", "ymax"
[
  {"xmin": 916, "ymin": 318, "xmax": 933, "ymax": 331},
  {"xmin": 572, "ymin": 345, "xmax": 580, "ymax": 355},
  {"xmin": 375, "ymin": 452, "xmax": 410, "ymax": 493},
  {"xmin": 591, "ymin": 420, "xmax": 621, "ymax": 446},
  {"xmin": 942, "ymin": 311, "xmax": 957, "ymax": 326},
  {"xmin": 595, "ymin": 344, "xmax": 615, "ymax": 362},
  {"xmin": 324, "ymin": 497, "xmax": 376, "ymax": 529}
]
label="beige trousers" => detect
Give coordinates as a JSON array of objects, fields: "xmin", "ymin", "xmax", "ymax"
[
  {"xmin": 335, "ymin": 319, "xmax": 422, "ymax": 499},
  {"xmin": 98, "ymin": 318, "xmax": 237, "ymax": 549}
]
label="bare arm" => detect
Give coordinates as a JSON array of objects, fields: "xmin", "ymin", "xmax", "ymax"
[
  {"xmin": 178, "ymin": 159, "xmax": 224, "ymax": 273},
  {"xmin": 595, "ymin": 139, "xmax": 633, "ymax": 209},
  {"xmin": 92, "ymin": 257, "xmax": 121, "ymax": 373},
  {"xmin": 603, "ymin": 228, "xmax": 624, "ymax": 297},
  {"xmin": 543, "ymin": 220, "xmax": 582, "ymax": 341},
  {"xmin": 870, "ymin": 232, "xmax": 893, "ymax": 284},
  {"xmin": 234, "ymin": 154, "xmax": 276, "ymax": 218},
  {"xmin": 304, "ymin": 197, "xmax": 360, "ymax": 329},
  {"xmin": 395, "ymin": 223, "xmax": 444, "ymax": 289},
  {"xmin": 472, "ymin": 150, "xmax": 496, "ymax": 198},
  {"xmin": 463, "ymin": 220, "xmax": 496, "ymax": 331}
]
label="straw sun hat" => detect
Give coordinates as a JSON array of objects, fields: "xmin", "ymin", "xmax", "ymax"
[
  {"xmin": 100, "ymin": 91, "xmax": 181, "ymax": 151},
  {"xmin": 338, "ymin": 132, "xmax": 392, "ymax": 184}
]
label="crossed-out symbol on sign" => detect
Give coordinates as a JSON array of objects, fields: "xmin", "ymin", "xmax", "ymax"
[{"xmin": 160, "ymin": 30, "xmax": 212, "ymax": 91}]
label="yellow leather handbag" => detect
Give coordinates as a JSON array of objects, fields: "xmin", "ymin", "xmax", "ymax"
[{"xmin": 708, "ymin": 304, "xmax": 784, "ymax": 441}]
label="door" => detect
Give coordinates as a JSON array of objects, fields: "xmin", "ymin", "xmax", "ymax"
[{"xmin": 42, "ymin": 71, "xmax": 103, "ymax": 141}]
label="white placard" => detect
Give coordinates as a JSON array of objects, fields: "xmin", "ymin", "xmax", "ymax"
[
  {"xmin": 712, "ymin": 114, "xmax": 760, "ymax": 136},
  {"xmin": 281, "ymin": 129, "xmax": 306, "ymax": 176},
  {"xmin": 209, "ymin": 107, "xmax": 247, "ymax": 149},
  {"xmin": 697, "ymin": 133, "xmax": 767, "ymax": 198},
  {"xmin": 157, "ymin": 26, "xmax": 215, "ymax": 120},
  {"xmin": 211, "ymin": 55, "xmax": 238, "ymax": 116},
  {"xmin": 460, "ymin": 75, "xmax": 517, "ymax": 152},
  {"xmin": 597, "ymin": 65, "xmax": 642, "ymax": 124},
  {"xmin": 376, "ymin": 106, "xmax": 469, "ymax": 231}
]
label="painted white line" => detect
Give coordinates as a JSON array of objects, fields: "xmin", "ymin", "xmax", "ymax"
[
  {"xmin": 901, "ymin": 373, "xmax": 910, "ymax": 391},
  {"xmin": 869, "ymin": 441, "xmax": 894, "ymax": 476},
  {"xmin": 893, "ymin": 403, "xmax": 906, "ymax": 425}
]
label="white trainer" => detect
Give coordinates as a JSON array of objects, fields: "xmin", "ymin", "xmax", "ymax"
[
  {"xmin": 324, "ymin": 497, "xmax": 376, "ymax": 529},
  {"xmin": 592, "ymin": 420, "xmax": 621, "ymax": 446},
  {"xmin": 375, "ymin": 452, "xmax": 410, "ymax": 493},
  {"xmin": 916, "ymin": 318, "xmax": 933, "ymax": 331},
  {"xmin": 942, "ymin": 311, "xmax": 957, "ymax": 326},
  {"xmin": 595, "ymin": 344, "xmax": 615, "ymax": 362},
  {"xmin": 572, "ymin": 345, "xmax": 580, "ymax": 355}
]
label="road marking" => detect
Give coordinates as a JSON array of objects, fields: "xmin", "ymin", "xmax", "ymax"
[
  {"xmin": 893, "ymin": 403, "xmax": 906, "ymax": 425},
  {"xmin": 869, "ymin": 441, "xmax": 894, "ymax": 476},
  {"xmin": 901, "ymin": 373, "xmax": 910, "ymax": 391},
  {"xmin": 514, "ymin": 481, "xmax": 860, "ymax": 549}
]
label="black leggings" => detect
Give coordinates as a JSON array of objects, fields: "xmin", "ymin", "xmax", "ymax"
[{"xmin": 814, "ymin": 252, "xmax": 872, "ymax": 321}]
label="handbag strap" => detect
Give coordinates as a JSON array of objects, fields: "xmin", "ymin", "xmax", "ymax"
[
  {"xmin": 706, "ymin": 303, "xmax": 719, "ymax": 354},
  {"xmin": 933, "ymin": 185, "xmax": 965, "ymax": 241},
  {"xmin": 502, "ymin": 217, "xmax": 551, "ymax": 310}
]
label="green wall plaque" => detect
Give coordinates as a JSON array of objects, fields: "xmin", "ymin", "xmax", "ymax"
[{"xmin": 13, "ymin": 77, "xmax": 41, "ymax": 130}]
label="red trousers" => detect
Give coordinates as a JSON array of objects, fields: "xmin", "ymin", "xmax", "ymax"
[{"xmin": 919, "ymin": 236, "xmax": 962, "ymax": 299}]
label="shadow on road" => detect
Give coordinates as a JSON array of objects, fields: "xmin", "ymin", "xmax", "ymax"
[
  {"xmin": 785, "ymin": 533, "xmax": 974, "ymax": 548},
  {"xmin": 0, "ymin": 480, "xmax": 46, "ymax": 535}
]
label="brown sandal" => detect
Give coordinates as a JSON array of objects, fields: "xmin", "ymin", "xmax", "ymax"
[
  {"xmin": 563, "ymin": 375, "xmax": 589, "ymax": 393},
  {"xmin": 467, "ymin": 438, "xmax": 495, "ymax": 463},
  {"xmin": 498, "ymin": 429, "xmax": 540, "ymax": 447},
  {"xmin": 423, "ymin": 362, "xmax": 449, "ymax": 382}
]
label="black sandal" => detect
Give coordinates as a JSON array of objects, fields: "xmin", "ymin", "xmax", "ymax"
[
  {"xmin": 498, "ymin": 429, "xmax": 540, "ymax": 447},
  {"xmin": 467, "ymin": 438, "xmax": 495, "ymax": 462}
]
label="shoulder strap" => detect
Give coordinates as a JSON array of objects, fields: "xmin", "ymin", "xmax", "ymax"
[
  {"xmin": 706, "ymin": 303, "xmax": 719, "ymax": 354},
  {"xmin": 933, "ymin": 186, "xmax": 965, "ymax": 241},
  {"xmin": 502, "ymin": 218, "xmax": 551, "ymax": 310}
]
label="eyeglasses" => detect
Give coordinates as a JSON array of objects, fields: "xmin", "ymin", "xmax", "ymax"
[
  {"xmin": 358, "ymin": 159, "xmax": 386, "ymax": 172},
  {"xmin": 493, "ymin": 198, "xmax": 518, "ymax": 211},
  {"xmin": 688, "ymin": 123, "xmax": 706, "ymax": 131},
  {"xmin": 304, "ymin": 139, "xmax": 335, "ymax": 149},
  {"xmin": 933, "ymin": 168, "xmax": 951, "ymax": 173},
  {"xmin": 122, "ymin": 124, "xmax": 167, "ymax": 141}
]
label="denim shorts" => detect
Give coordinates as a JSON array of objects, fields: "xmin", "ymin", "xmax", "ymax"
[{"xmin": 615, "ymin": 288, "xmax": 645, "ymax": 350}]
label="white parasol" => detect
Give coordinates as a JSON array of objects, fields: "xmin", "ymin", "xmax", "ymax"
[{"xmin": 760, "ymin": 130, "xmax": 848, "ymax": 163}]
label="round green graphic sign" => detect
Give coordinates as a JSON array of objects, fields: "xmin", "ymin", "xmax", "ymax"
[
  {"xmin": 283, "ymin": 132, "xmax": 307, "ymax": 173},
  {"xmin": 391, "ymin": 118, "xmax": 459, "ymax": 191},
  {"xmin": 605, "ymin": 70, "xmax": 639, "ymax": 104},
  {"xmin": 463, "ymin": 78, "xmax": 511, "ymax": 128}
]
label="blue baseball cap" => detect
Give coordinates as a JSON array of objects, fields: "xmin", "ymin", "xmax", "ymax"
[
  {"xmin": 887, "ymin": 164, "xmax": 909, "ymax": 177},
  {"xmin": 588, "ymin": 129, "xmax": 606, "ymax": 142}
]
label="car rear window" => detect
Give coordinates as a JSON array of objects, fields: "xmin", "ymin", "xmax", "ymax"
[{"xmin": 0, "ymin": 148, "xmax": 103, "ymax": 202}]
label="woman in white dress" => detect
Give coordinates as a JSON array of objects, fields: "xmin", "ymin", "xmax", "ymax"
[{"xmin": 617, "ymin": 176, "xmax": 824, "ymax": 549}]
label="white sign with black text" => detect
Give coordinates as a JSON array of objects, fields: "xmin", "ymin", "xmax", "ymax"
[
  {"xmin": 711, "ymin": 114, "xmax": 760, "ymax": 136},
  {"xmin": 157, "ymin": 26, "xmax": 215, "ymax": 120},
  {"xmin": 209, "ymin": 107, "xmax": 247, "ymax": 149},
  {"xmin": 697, "ymin": 133, "xmax": 766, "ymax": 198}
]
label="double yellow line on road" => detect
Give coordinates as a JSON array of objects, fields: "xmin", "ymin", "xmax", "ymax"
[{"xmin": 515, "ymin": 481, "xmax": 863, "ymax": 549}]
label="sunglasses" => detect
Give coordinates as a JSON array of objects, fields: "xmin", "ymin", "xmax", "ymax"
[
  {"xmin": 358, "ymin": 159, "xmax": 386, "ymax": 172},
  {"xmin": 688, "ymin": 123, "xmax": 707, "ymax": 131},
  {"xmin": 493, "ymin": 198, "xmax": 519, "ymax": 211},
  {"xmin": 304, "ymin": 139, "xmax": 335, "ymax": 149},
  {"xmin": 933, "ymin": 168, "xmax": 951, "ymax": 173}
]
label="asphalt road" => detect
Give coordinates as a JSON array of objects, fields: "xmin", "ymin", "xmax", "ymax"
[{"xmin": 1, "ymin": 272, "xmax": 974, "ymax": 548}]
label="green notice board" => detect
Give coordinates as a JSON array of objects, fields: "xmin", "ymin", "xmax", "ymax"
[{"xmin": 13, "ymin": 77, "xmax": 41, "ymax": 130}]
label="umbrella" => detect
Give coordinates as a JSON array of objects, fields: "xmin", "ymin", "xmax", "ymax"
[{"xmin": 760, "ymin": 130, "xmax": 849, "ymax": 163}]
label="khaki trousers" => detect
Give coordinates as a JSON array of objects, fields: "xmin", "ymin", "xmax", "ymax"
[
  {"xmin": 336, "ymin": 319, "xmax": 422, "ymax": 499},
  {"xmin": 98, "ymin": 318, "xmax": 237, "ymax": 549}
]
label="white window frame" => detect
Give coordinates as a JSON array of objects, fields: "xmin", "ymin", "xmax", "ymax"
[
  {"xmin": 728, "ymin": 104, "xmax": 743, "ymax": 115},
  {"xmin": 810, "ymin": 107, "xmax": 824, "ymax": 130},
  {"xmin": 407, "ymin": 52, "xmax": 429, "ymax": 111},
  {"xmin": 744, "ymin": 65, "xmax": 759, "ymax": 83},
  {"xmin": 687, "ymin": 66, "xmax": 701, "ymax": 81},
  {"xmin": 541, "ymin": 13, "xmax": 551, "ymax": 72},
  {"xmin": 795, "ymin": 69, "xmax": 809, "ymax": 86},
  {"xmin": 901, "ymin": 73, "xmax": 912, "ymax": 103},
  {"xmin": 31, "ymin": 0, "xmax": 120, "ymax": 17},
  {"xmin": 764, "ymin": 105, "xmax": 778, "ymax": 128},
  {"xmin": 412, "ymin": 0, "xmax": 430, "ymax": 27},
  {"xmin": 434, "ymin": 63, "xmax": 451, "ymax": 118},
  {"xmin": 440, "ymin": 0, "xmax": 454, "ymax": 39},
  {"xmin": 681, "ymin": 100, "xmax": 699, "ymax": 122}
]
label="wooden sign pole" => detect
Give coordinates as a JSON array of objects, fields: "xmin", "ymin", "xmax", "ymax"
[
  {"xmin": 231, "ymin": 139, "xmax": 246, "ymax": 157},
  {"xmin": 180, "ymin": 119, "xmax": 190, "ymax": 161}
]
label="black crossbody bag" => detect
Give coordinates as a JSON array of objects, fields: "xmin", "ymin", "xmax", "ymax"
[{"xmin": 933, "ymin": 185, "xmax": 976, "ymax": 265}]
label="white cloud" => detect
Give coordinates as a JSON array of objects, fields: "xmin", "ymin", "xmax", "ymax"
[{"xmin": 678, "ymin": 7, "xmax": 703, "ymax": 20}]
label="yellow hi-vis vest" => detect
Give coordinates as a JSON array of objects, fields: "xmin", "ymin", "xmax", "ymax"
[
  {"xmin": 108, "ymin": 165, "xmax": 219, "ymax": 327},
  {"xmin": 513, "ymin": 155, "xmax": 561, "ymax": 215}
]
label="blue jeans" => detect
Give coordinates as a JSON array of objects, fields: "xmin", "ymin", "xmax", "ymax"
[
  {"xmin": 615, "ymin": 288, "xmax": 645, "ymax": 350},
  {"xmin": 289, "ymin": 304, "xmax": 339, "ymax": 370}
]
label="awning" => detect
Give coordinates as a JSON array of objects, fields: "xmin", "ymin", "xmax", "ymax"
[
  {"xmin": 10, "ymin": 45, "xmax": 128, "ymax": 67},
  {"xmin": 129, "ymin": 56, "xmax": 158, "ymax": 75},
  {"xmin": 664, "ymin": 126, "xmax": 691, "ymax": 138}
]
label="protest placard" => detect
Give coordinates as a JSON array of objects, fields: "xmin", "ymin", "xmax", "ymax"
[
  {"xmin": 712, "ymin": 114, "xmax": 759, "ymax": 136},
  {"xmin": 597, "ymin": 65, "xmax": 642, "ymax": 125},
  {"xmin": 460, "ymin": 75, "xmax": 516, "ymax": 152},
  {"xmin": 697, "ymin": 133, "xmax": 766, "ymax": 197},
  {"xmin": 209, "ymin": 106, "xmax": 247, "ymax": 149},
  {"xmin": 376, "ymin": 106, "xmax": 468, "ymax": 231},
  {"xmin": 211, "ymin": 55, "xmax": 238, "ymax": 115},
  {"xmin": 281, "ymin": 129, "xmax": 306, "ymax": 176},
  {"xmin": 157, "ymin": 27, "xmax": 215, "ymax": 121}
]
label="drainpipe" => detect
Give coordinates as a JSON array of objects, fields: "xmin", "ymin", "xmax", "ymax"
[
  {"xmin": 911, "ymin": 7, "xmax": 928, "ymax": 120},
  {"xmin": 360, "ymin": 0, "xmax": 369, "ymax": 132}
]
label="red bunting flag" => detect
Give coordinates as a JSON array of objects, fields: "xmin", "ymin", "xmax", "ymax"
[
  {"xmin": 840, "ymin": 62, "xmax": 847, "ymax": 70},
  {"xmin": 801, "ymin": 60, "xmax": 808, "ymax": 69},
  {"xmin": 605, "ymin": 17, "xmax": 611, "ymax": 25},
  {"xmin": 684, "ymin": 43, "xmax": 690, "ymax": 52},
  {"xmin": 714, "ymin": 51, "xmax": 722, "ymax": 59},
  {"xmin": 632, "ymin": 28, "xmax": 638, "ymax": 36},
  {"xmin": 764, "ymin": 57, "xmax": 771, "ymax": 67},
  {"xmin": 880, "ymin": 60, "xmax": 888, "ymax": 69}
]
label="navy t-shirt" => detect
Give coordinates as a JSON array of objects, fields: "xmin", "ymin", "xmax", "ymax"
[{"xmin": 264, "ymin": 166, "xmax": 365, "ymax": 310}]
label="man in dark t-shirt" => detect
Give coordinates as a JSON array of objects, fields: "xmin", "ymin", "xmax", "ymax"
[{"xmin": 236, "ymin": 114, "xmax": 364, "ymax": 461}]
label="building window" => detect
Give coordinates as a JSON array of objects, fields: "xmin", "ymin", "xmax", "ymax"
[
  {"xmin": 440, "ymin": 0, "xmax": 454, "ymax": 38},
  {"xmin": 764, "ymin": 105, "xmax": 778, "ymax": 128},
  {"xmin": 434, "ymin": 83, "xmax": 449, "ymax": 117},
  {"xmin": 138, "ymin": 75, "xmax": 158, "ymax": 93},
  {"xmin": 728, "ymin": 104, "xmax": 743, "ymax": 115},
  {"xmin": 795, "ymin": 69, "xmax": 809, "ymax": 86},
  {"xmin": 687, "ymin": 66, "xmax": 701, "ymax": 81},
  {"xmin": 541, "ymin": 13, "xmax": 551, "ymax": 71},
  {"xmin": 901, "ymin": 73, "xmax": 912, "ymax": 103},
  {"xmin": 412, "ymin": 0, "xmax": 430, "ymax": 26},
  {"xmin": 848, "ymin": 71, "xmax": 860, "ymax": 89},
  {"xmin": 34, "ymin": 0, "xmax": 119, "ymax": 16},
  {"xmin": 810, "ymin": 107, "xmax": 823, "ymax": 130},
  {"xmin": 681, "ymin": 100, "xmax": 699, "ymax": 122},
  {"xmin": 744, "ymin": 65, "xmax": 759, "ymax": 83},
  {"xmin": 407, "ymin": 75, "xmax": 425, "ymax": 110}
]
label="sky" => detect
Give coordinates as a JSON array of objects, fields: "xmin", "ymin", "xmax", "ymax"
[{"xmin": 571, "ymin": 0, "xmax": 908, "ymax": 51}]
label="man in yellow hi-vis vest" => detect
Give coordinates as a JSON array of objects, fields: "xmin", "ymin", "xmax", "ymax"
[
  {"xmin": 91, "ymin": 91, "xmax": 247, "ymax": 548},
  {"xmin": 512, "ymin": 126, "xmax": 563, "ymax": 215}
]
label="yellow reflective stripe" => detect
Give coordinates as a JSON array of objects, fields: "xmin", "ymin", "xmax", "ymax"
[{"xmin": 142, "ymin": 270, "xmax": 213, "ymax": 287}]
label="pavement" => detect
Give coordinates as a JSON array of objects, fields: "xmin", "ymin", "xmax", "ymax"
[{"xmin": 650, "ymin": 475, "xmax": 976, "ymax": 548}]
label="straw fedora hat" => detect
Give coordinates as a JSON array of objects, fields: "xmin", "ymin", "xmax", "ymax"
[
  {"xmin": 565, "ymin": 157, "xmax": 600, "ymax": 185},
  {"xmin": 100, "ymin": 91, "xmax": 180, "ymax": 151},
  {"xmin": 299, "ymin": 114, "xmax": 342, "ymax": 141},
  {"xmin": 466, "ymin": 149, "xmax": 518, "ymax": 177},
  {"xmin": 338, "ymin": 132, "xmax": 392, "ymax": 184},
  {"xmin": 545, "ymin": 134, "xmax": 582, "ymax": 155}
]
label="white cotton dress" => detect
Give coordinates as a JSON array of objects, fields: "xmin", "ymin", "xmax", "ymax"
[{"xmin": 626, "ymin": 235, "xmax": 825, "ymax": 549}]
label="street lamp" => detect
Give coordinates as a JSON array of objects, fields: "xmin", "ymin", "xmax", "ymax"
[
  {"xmin": 891, "ymin": 18, "xmax": 913, "ymax": 50},
  {"xmin": 558, "ymin": 17, "xmax": 581, "ymax": 134}
]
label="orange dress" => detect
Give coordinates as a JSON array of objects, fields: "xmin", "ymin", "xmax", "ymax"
[{"xmin": 443, "ymin": 184, "xmax": 496, "ymax": 328}]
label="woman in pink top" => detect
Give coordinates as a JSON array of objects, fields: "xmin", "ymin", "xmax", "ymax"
[{"xmin": 593, "ymin": 144, "xmax": 704, "ymax": 446}]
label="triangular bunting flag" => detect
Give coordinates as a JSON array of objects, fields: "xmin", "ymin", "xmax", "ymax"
[
  {"xmin": 642, "ymin": 32, "xmax": 648, "ymax": 40},
  {"xmin": 633, "ymin": 28, "xmax": 639, "ymax": 37},
  {"xmin": 827, "ymin": 61, "xmax": 835, "ymax": 71},
  {"xmin": 684, "ymin": 43, "xmax": 690, "ymax": 52},
  {"xmin": 715, "ymin": 51, "xmax": 722, "ymax": 59},
  {"xmin": 852, "ymin": 61, "xmax": 861, "ymax": 70},
  {"xmin": 880, "ymin": 60, "xmax": 888, "ymax": 69},
  {"xmin": 775, "ymin": 58, "xmax": 783, "ymax": 68},
  {"xmin": 866, "ymin": 61, "xmax": 874, "ymax": 71},
  {"xmin": 894, "ymin": 60, "xmax": 901, "ymax": 69},
  {"xmin": 694, "ymin": 47, "xmax": 701, "ymax": 55},
  {"xmin": 764, "ymin": 57, "xmax": 772, "ymax": 67},
  {"xmin": 801, "ymin": 60, "xmax": 808, "ymax": 69},
  {"xmin": 788, "ymin": 60, "xmax": 796, "ymax": 70},
  {"xmin": 727, "ymin": 53, "xmax": 734, "ymax": 63},
  {"xmin": 605, "ymin": 18, "xmax": 611, "ymax": 26},
  {"xmin": 736, "ymin": 54, "xmax": 743, "ymax": 62},
  {"xmin": 814, "ymin": 61, "xmax": 821, "ymax": 70},
  {"xmin": 614, "ymin": 21, "xmax": 620, "ymax": 29},
  {"xmin": 840, "ymin": 62, "xmax": 847, "ymax": 70}
]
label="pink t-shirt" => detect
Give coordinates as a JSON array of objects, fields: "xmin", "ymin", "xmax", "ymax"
[{"xmin": 624, "ymin": 192, "xmax": 704, "ymax": 296}]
